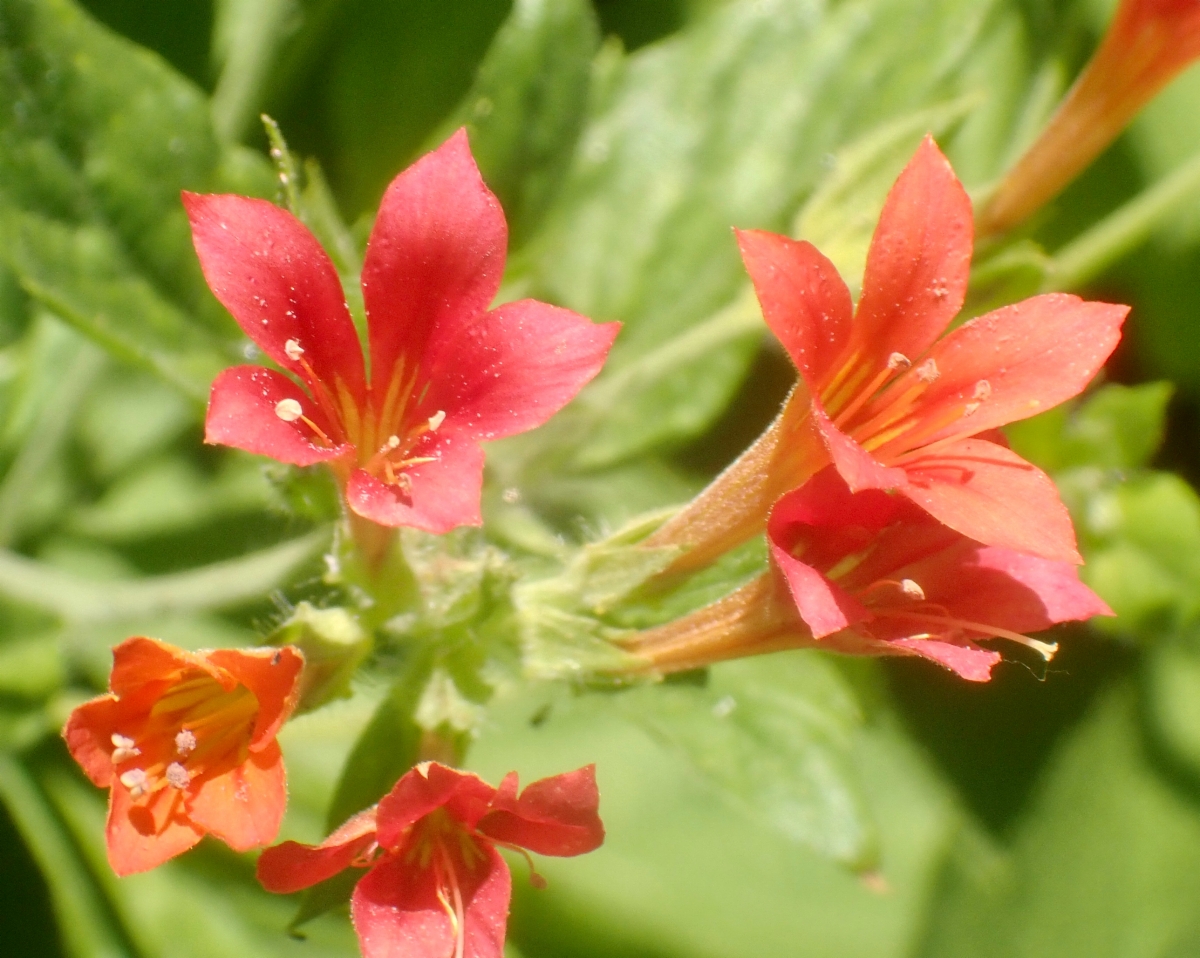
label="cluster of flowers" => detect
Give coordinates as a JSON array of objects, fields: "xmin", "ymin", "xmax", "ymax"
[
  {"xmin": 65, "ymin": 134, "xmax": 613, "ymax": 958},
  {"xmin": 59, "ymin": 1, "xmax": 1200, "ymax": 954}
]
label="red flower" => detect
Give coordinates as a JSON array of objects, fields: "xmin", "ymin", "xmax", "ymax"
[
  {"xmin": 650, "ymin": 137, "xmax": 1126, "ymax": 572},
  {"xmin": 981, "ymin": 0, "xmax": 1200, "ymax": 235},
  {"xmin": 187, "ymin": 130, "xmax": 618, "ymax": 533},
  {"xmin": 62, "ymin": 637, "xmax": 304, "ymax": 875},
  {"xmin": 257, "ymin": 762, "xmax": 604, "ymax": 958},
  {"xmin": 627, "ymin": 468, "xmax": 1111, "ymax": 681}
]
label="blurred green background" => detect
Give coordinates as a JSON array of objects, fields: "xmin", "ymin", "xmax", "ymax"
[{"xmin": 5, "ymin": 0, "xmax": 1200, "ymax": 955}]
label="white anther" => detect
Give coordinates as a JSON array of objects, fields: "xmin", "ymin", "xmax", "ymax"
[
  {"xmin": 916, "ymin": 359, "xmax": 940, "ymax": 383},
  {"xmin": 386, "ymin": 435, "xmax": 401, "ymax": 449},
  {"xmin": 275, "ymin": 398, "xmax": 303, "ymax": 422},
  {"xmin": 887, "ymin": 352, "xmax": 911, "ymax": 370},
  {"xmin": 165, "ymin": 763, "xmax": 191, "ymax": 789},
  {"xmin": 963, "ymin": 401, "xmax": 981, "ymax": 417},
  {"xmin": 284, "ymin": 338, "xmax": 305, "ymax": 361},
  {"xmin": 119, "ymin": 768, "xmax": 148, "ymax": 798},
  {"xmin": 973, "ymin": 379, "xmax": 992, "ymax": 400},
  {"xmin": 175, "ymin": 729, "xmax": 196, "ymax": 756},
  {"xmin": 899, "ymin": 579, "xmax": 925, "ymax": 601},
  {"xmin": 427, "ymin": 409, "xmax": 446, "ymax": 432},
  {"xmin": 110, "ymin": 733, "xmax": 140, "ymax": 763}
]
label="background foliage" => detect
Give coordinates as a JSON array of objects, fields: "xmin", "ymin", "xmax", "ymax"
[{"xmin": 3, "ymin": 0, "xmax": 1200, "ymax": 955}]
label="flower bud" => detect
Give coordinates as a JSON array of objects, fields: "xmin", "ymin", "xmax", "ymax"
[{"xmin": 272, "ymin": 602, "xmax": 371, "ymax": 712}]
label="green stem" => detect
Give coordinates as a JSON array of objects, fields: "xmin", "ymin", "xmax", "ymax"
[
  {"xmin": 1045, "ymin": 149, "xmax": 1200, "ymax": 291},
  {"xmin": 0, "ymin": 528, "xmax": 329, "ymax": 622}
]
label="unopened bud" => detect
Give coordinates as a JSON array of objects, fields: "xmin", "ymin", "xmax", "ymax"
[{"xmin": 270, "ymin": 602, "xmax": 370, "ymax": 712}]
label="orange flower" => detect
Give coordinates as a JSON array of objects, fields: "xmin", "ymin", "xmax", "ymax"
[
  {"xmin": 62, "ymin": 637, "xmax": 304, "ymax": 876},
  {"xmin": 980, "ymin": 0, "xmax": 1200, "ymax": 234}
]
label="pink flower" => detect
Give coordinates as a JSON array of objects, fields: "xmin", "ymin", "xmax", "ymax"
[
  {"xmin": 257, "ymin": 762, "xmax": 604, "ymax": 958},
  {"xmin": 188, "ymin": 130, "xmax": 618, "ymax": 533},
  {"xmin": 626, "ymin": 468, "xmax": 1111, "ymax": 682},
  {"xmin": 649, "ymin": 138, "xmax": 1126, "ymax": 573}
]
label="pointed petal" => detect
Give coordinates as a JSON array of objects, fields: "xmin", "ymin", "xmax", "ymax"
[
  {"xmin": 362, "ymin": 129, "xmax": 507, "ymax": 396},
  {"xmin": 62, "ymin": 694, "xmax": 121, "ymax": 787},
  {"xmin": 768, "ymin": 537, "xmax": 871, "ymax": 639},
  {"xmin": 736, "ymin": 230, "xmax": 853, "ymax": 384},
  {"xmin": 183, "ymin": 192, "xmax": 365, "ymax": 402},
  {"xmin": 853, "ymin": 136, "xmax": 973, "ymax": 367},
  {"xmin": 106, "ymin": 783, "xmax": 202, "ymax": 876},
  {"xmin": 478, "ymin": 765, "xmax": 605, "ymax": 857},
  {"xmin": 423, "ymin": 301, "xmax": 619, "ymax": 442},
  {"xmin": 813, "ymin": 401, "xmax": 907, "ymax": 492},
  {"xmin": 109, "ymin": 637, "xmax": 226, "ymax": 698},
  {"xmin": 205, "ymin": 366, "xmax": 352, "ymax": 466},
  {"xmin": 256, "ymin": 808, "xmax": 378, "ymax": 893},
  {"xmin": 206, "ymin": 646, "xmax": 304, "ymax": 748},
  {"xmin": 898, "ymin": 294, "xmax": 1128, "ymax": 443},
  {"xmin": 351, "ymin": 844, "xmax": 510, "ymax": 958},
  {"xmin": 884, "ymin": 637, "xmax": 1000, "ymax": 681},
  {"xmin": 376, "ymin": 763, "xmax": 496, "ymax": 849},
  {"xmin": 346, "ymin": 436, "xmax": 485, "ymax": 533},
  {"xmin": 901, "ymin": 438, "xmax": 1081, "ymax": 564},
  {"xmin": 922, "ymin": 545, "xmax": 1112, "ymax": 632},
  {"xmin": 186, "ymin": 743, "xmax": 286, "ymax": 852}
]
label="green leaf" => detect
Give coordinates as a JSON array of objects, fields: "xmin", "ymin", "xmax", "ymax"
[
  {"xmin": 430, "ymin": 0, "xmax": 600, "ymax": 244},
  {"xmin": 0, "ymin": 528, "xmax": 328, "ymax": 622},
  {"xmin": 510, "ymin": 0, "xmax": 1019, "ymax": 482},
  {"xmin": 617, "ymin": 655, "xmax": 877, "ymax": 869},
  {"xmin": 0, "ymin": 753, "xmax": 126, "ymax": 958},
  {"xmin": 1145, "ymin": 635, "xmax": 1200, "ymax": 786},
  {"xmin": 318, "ymin": 0, "xmax": 513, "ymax": 214},
  {"xmin": 1074, "ymin": 474, "xmax": 1200, "ymax": 638},
  {"xmin": 917, "ymin": 687, "xmax": 1200, "ymax": 958},
  {"xmin": 1006, "ymin": 382, "xmax": 1174, "ymax": 475},
  {"xmin": 793, "ymin": 93, "xmax": 982, "ymax": 296},
  {"xmin": 472, "ymin": 673, "xmax": 962, "ymax": 958},
  {"xmin": 0, "ymin": 0, "xmax": 276, "ymax": 399}
]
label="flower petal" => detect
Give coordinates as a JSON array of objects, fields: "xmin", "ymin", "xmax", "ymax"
[
  {"xmin": 900, "ymin": 437, "xmax": 1081, "ymax": 564},
  {"xmin": 106, "ymin": 782, "xmax": 202, "ymax": 876},
  {"xmin": 896, "ymin": 294, "xmax": 1128, "ymax": 444},
  {"xmin": 917, "ymin": 545, "xmax": 1112, "ymax": 632},
  {"xmin": 478, "ymin": 766, "xmax": 605, "ymax": 858},
  {"xmin": 423, "ymin": 301, "xmax": 619, "ymax": 442},
  {"xmin": 852, "ymin": 136, "xmax": 973, "ymax": 368},
  {"xmin": 62, "ymin": 694, "xmax": 121, "ymax": 788},
  {"xmin": 109, "ymin": 637, "xmax": 228, "ymax": 698},
  {"xmin": 346, "ymin": 436, "xmax": 485, "ymax": 533},
  {"xmin": 206, "ymin": 645, "xmax": 304, "ymax": 748},
  {"xmin": 884, "ymin": 637, "xmax": 1000, "ymax": 682},
  {"xmin": 813, "ymin": 400, "xmax": 907, "ymax": 492},
  {"xmin": 351, "ymin": 843, "xmax": 510, "ymax": 958},
  {"xmin": 205, "ymin": 366, "xmax": 352, "ymax": 466},
  {"xmin": 185, "ymin": 742, "xmax": 286, "ymax": 852},
  {"xmin": 375, "ymin": 763, "xmax": 496, "ymax": 849},
  {"xmin": 735, "ymin": 229, "xmax": 853, "ymax": 385},
  {"xmin": 256, "ymin": 808, "xmax": 379, "ymax": 894},
  {"xmin": 183, "ymin": 192, "xmax": 365, "ymax": 403},
  {"xmin": 362, "ymin": 129, "xmax": 507, "ymax": 397},
  {"xmin": 768, "ymin": 535, "xmax": 871, "ymax": 639}
]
